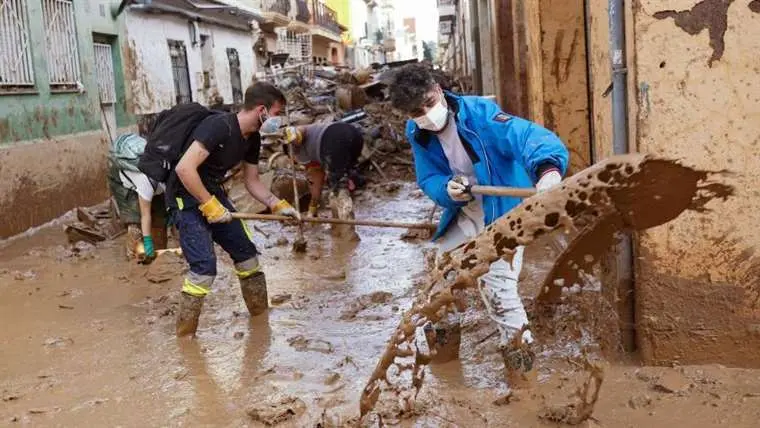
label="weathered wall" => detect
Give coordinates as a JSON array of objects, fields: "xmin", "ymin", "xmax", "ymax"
[
  {"xmin": 0, "ymin": 0, "xmax": 134, "ymax": 238},
  {"xmin": 633, "ymin": 0, "xmax": 760, "ymax": 366},
  {"xmin": 1, "ymin": 0, "xmax": 109, "ymax": 144},
  {"xmin": 212, "ymin": 27, "xmax": 257, "ymax": 99},
  {"xmin": 313, "ymin": 37, "xmax": 332, "ymax": 61},
  {"xmin": 539, "ymin": 0, "xmax": 591, "ymax": 175},
  {"xmin": 0, "ymin": 130, "xmax": 120, "ymax": 238},
  {"xmin": 123, "ymin": 12, "xmax": 256, "ymax": 114}
]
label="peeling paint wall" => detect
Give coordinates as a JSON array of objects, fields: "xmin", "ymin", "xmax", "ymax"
[
  {"xmin": 0, "ymin": 0, "xmax": 134, "ymax": 238},
  {"xmin": 539, "ymin": 0, "xmax": 591, "ymax": 175},
  {"xmin": 123, "ymin": 12, "xmax": 256, "ymax": 114},
  {"xmin": 633, "ymin": 0, "xmax": 760, "ymax": 366},
  {"xmin": 0, "ymin": 131, "xmax": 117, "ymax": 238},
  {"xmin": 212, "ymin": 28, "xmax": 257, "ymax": 99}
]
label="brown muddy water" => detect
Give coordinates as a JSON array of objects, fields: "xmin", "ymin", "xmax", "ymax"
[{"xmin": 1, "ymin": 183, "xmax": 760, "ymax": 427}]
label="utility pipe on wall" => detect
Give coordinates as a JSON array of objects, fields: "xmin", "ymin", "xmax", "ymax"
[{"xmin": 608, "ymin": 0, "xmax": 636, "ymax": 352}]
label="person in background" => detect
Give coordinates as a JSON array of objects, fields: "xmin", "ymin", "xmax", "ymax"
[
  {"xmin": 389, "ymin": 63, "xmax": 568, "ymax": 387},
  {"xmin": 107, "ymin": 130, "xmax": 167, "ymax": 263},
  {"xmin": 260, "ymin": 118, "xmax": 364, "ymax": 217}
]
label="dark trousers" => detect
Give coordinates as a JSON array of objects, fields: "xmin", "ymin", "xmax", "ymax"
[
  {"xmin": 174, "ymin": 194, "xmax": 258, "ymax": 278},
  {"xmin": 320, "ymin": 123, "xmax": 364, "ymax": 189}
]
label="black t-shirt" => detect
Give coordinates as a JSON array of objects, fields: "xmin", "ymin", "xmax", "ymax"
[{"xmin": 172, "ymin": 113, "xmax": 261, "ymax": 207}]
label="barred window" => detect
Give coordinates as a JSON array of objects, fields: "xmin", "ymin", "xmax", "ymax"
[
  {"xmin": 42, "ymin": 0, "xmax": 81, "ymax": 88},
  {"xmin": 0, "ymin": 0, "xmax": 35, "ymax": 88}
]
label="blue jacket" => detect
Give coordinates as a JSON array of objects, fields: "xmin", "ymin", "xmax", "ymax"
[{"xmin": 407, "ymin": 92, "xmax": 569, "ymax": 241}]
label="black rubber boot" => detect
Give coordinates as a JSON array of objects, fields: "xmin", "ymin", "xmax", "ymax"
[
  {"xmin": 176, "ymin": 292, "xmax": 204, "ymax": 337},
  {"xmin": 423, "ymin": 312, "xmax": 462, "ymax": 364},
  {"xmin": 501, "ymin": 343, "xmax": 537, "ymax": 389},
  {"xmin": 240, "ymin": 271, "xmax": 268, "ymax": 316}
]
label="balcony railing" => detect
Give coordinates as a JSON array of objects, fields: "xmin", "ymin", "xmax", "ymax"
[
  {"xmin": 257, "ymin": 0, "xmax": 289, "ymax": 16},
  {"xmin": 311, "ymin": 0, "xmax": 342, "ymax": 35},
  {"xmin": 295, "ymin": 0, "xmax": 310, "ymax": 23}
]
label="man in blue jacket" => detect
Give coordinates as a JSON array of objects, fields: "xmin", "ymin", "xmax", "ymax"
[{"xmin": 390, "ymin": 64, "xmax": 569, "ymax": 387}]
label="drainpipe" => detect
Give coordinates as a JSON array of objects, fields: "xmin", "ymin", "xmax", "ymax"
[{"xmin": 608, "ymin": 0, "xmax": 636, "ymax": 352}]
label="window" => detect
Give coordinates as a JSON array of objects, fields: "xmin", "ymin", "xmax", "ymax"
[
  {"xmin": 0, "ymin": 0, "xmax": 35, "ymax": 88},
  {"xmin": 42, "ymin": 0, "xmax": 81, "ymax": 89}
]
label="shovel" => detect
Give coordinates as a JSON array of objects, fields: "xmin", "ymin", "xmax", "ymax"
[{"xmin": 466, "ymin": 184, "xmax": 537, "ymax": 198}]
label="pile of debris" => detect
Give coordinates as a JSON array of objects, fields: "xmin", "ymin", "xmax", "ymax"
[
  {"xmin": 254, "ymin": 60, "xmax": 470, "ymax": 185},
  {"xmin": 64, "ymin": 204, "xmax": 123, "ymax": 246}
]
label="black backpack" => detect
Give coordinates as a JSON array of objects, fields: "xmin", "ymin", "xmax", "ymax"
[{"xmin": 137, "ymin": 102, "xmax": 217, "ymax": 183}]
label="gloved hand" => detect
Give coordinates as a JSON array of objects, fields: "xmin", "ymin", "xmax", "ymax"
[
  {"xmin": 199, "ymin": 195, "xmax": 232, "ymax": 223},
  {"xmin": 447, "ymin": 176, "xmax": 473, "ymax": 202},
  {"xmin": 139, "ymin": 235, "xmax": 156, "ymax": 264},
  {"xmin": 307, "ymin": 200, "xmax": 319, "ymax": 218},
  {"xmin": 272, "ymin": 199, "xmax": 300, "ymax": 220},
  {"xmin": 283, "ymin": 126, "xmax": 303, "ymax": 145},
  {"xmin": 536, "ymin": 169, "xmax": 562, "ymax": 193}
]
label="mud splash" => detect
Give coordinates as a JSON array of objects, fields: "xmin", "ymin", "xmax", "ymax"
[{"xmin": 360, "ymin": 154, "xmax": 734, "ymax": 417}]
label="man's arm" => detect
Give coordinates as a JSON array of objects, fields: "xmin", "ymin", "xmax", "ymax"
[
  {"xmin": 175, "ymin": 141, "xmax": 213, "ymax": 204},
  {"xmin": 479, "ymin": 100, "xmax": 569, "ymax": 182},
  {"xmin": 408, "ymin": 124, "xmax": 467, "ymax": 209},
  {"xmin": 137, "ymin": 196, "xmax": 153, "ymax": 237},
  {"xmin": 242, "ymin": 161, "xmax": 281, "ymax": 209}
]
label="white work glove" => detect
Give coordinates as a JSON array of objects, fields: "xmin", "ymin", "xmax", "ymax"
[
  {"xmin": 536, "ymin": 169, "xmax": 562, "ymax": 193},
  {"xmin": 446, "ymin": 176, "xmax": 472, "ymax": 202}
]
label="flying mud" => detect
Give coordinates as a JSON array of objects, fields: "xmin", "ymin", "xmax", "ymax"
[{"xmin": 359, "ymin": 153, "xmax": 734, "ymax": 417}]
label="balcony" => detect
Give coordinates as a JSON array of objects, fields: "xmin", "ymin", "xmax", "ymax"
[
  {"xmin": 287, "ymin": 0, "xmax": 312, "ymax": 33},
  {"xmin": 437, "ymin": 0, "xmax": 456, "ymax": 17},
  {"xmin": 256, "ymin": 0, "xmax": 290, "ymax": 27},
  {"xmin": 310, "ymin": 0, "xmax": 346, "ymax": 43}
]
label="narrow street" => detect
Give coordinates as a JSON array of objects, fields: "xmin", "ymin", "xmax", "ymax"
[{"xmin": 2, "ymin": 183, "xmax": 759, "ymax": 427}]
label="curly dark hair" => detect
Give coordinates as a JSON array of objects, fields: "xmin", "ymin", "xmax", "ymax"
[{"xmin": 389, "ymin": 63, "xmax": 437, "ymax": 113}]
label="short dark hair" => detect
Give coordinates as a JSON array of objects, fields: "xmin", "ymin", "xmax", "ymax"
[
  {"xmin": 389, "ymin": 63, "xmax": 437, "ymax": 112},
  {"xmin": 244, "ymin": 82, "xmax": 286, "ymax": 110}
]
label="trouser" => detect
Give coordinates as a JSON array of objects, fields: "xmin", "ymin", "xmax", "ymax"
[
  {"xmin": 319, "ymin": 123, "xmax": 364, "ymax": 190},
  {"xmin": 174, "ymin": 194, "xmax": 261, "ymax": 297},
  {"xmin": 437, "ymin": 218, "xmax": 533, "ymax": 346}
]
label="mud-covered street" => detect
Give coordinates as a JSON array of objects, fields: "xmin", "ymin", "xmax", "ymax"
[{"xmin": 1, "ymin": 183, "xmax": 759, "ymax": 427}]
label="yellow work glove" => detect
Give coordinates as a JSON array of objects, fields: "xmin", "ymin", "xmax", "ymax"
[
  {"xmin": 199, "ymin": 195, "xmax": 232, "ymax": 223},
  {"xmin": 307, "ymin": 200, "xmax": 319, "ymax": 218},
  {"xmin": 283, "ymin": 126, "xmax": 303, "ymax": 145},
  {"xmin": 272, "ymin": 199, "xmax": 300, "ymax": 219}
]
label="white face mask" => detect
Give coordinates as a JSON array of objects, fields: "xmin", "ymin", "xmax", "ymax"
[
  {"xmin": 260, "ymin": 116, "xmax": 283, "ymax": 135},
  {"xmin": 413, "ymin": 96, "xmax": 449, "ymax": 132}
]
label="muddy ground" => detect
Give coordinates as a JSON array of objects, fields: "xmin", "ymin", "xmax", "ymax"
[{"xmin": 1, "ymin": 183, "xmax": 760, "ymax": 427}]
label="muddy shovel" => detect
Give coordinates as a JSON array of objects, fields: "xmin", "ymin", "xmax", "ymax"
[
  {"xmin": 284, "ymin": 108, "xmax": 307, "ymax": 253},
  {"xmin": 465, "ymin": 185, "xmax": 537, "ymax": 198}
]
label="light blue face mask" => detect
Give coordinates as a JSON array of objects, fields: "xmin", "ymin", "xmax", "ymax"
[{"xmin": 260, "ymin": 116, "xmax": 284, "ymax": 135}]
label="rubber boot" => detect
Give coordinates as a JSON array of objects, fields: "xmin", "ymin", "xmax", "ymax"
[
  {"xmin": 176, "ymin": 292, "xmax": 204, "ymax": 337},
  {"xmin": 240, "ymin": 271, "xmax": 268, "ymax": 316},
  {"xmin": 423, "ymin": 312, "xmax": 462, "ymax": 364},
  {"xmin": 501, "ymin": 343, "xmax": 537, "ymax": 389}
]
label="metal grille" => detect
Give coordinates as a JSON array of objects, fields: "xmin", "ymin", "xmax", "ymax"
[
  {"xmin": 42, "ymin": 0, "xmax": 81, "ymax": 87},
  {"xmin": 93, "ymin": 43, "xmax": 115, "ymax": 103},
  {"xmin": 274, "ymin": 28, "xmax": 312, "ymax": 65},
  {"xmin": 226, "ymin": 48, "xmax": 243, "ymax": 105},
  {"xmin": 0, "ymin": 0, "xmax": 35, "ymax": 86},
  {"xmin": 168, "ymin": 40, "xmax": 192, "ymax": 104}
]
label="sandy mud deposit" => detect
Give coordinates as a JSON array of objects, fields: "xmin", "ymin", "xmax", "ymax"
[{"xmin": 360, "ymin": 154, "xmax": 734, "ymax": 418}]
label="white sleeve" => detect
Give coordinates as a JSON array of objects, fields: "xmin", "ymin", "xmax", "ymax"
[{"xmin": 121, "ymin": 170, "xmax": 155, "ymax": 201}]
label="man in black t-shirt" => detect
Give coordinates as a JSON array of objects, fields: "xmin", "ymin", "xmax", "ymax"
[{"xmin": 173, "ymin": 82, "xmax": 298, "ymax": 337}]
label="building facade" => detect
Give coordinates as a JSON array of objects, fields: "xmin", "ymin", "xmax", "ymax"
[
  {"xmin": 0, "ymin": 0, "xmax": 133, "ymax": 238},
  {"xmin": 440, "ymin": 0, "xmax": 760, "ymax": 367},
  {"xmin": 120, "ymin": 0, "xmax": 259, "ymax": 114}
]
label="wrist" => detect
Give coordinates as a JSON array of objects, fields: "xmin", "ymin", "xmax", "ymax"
[{"xmin": 536, "ymin": 162, "xmax": 560, "ymax": 179}]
